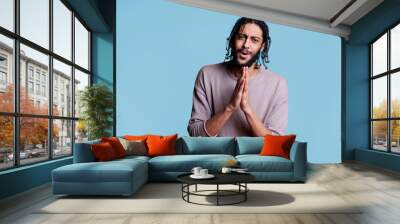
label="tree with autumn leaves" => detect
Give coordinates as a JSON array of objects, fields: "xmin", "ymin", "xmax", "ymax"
[
  {"xmin": 373, "ymin": 99, "xmax": 400, "ymax": 143},
  {"xmin": 0, "ymin": 84, "xmax": 59, "ymax": 153}
]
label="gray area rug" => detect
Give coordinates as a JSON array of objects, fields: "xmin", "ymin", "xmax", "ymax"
[{"xmin": 37, "ymin": 183, "xmax": 362, "ymax": 214}]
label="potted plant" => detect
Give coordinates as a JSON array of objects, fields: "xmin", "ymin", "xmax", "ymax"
[{"xmin": 79, "ymin": 84, "xmax": 114, "ymax": 140}]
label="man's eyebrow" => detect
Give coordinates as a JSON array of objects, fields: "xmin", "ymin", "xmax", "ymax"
[{"xmin": 237, "ymin": 33, "xmax": 262, "ymax": 39}]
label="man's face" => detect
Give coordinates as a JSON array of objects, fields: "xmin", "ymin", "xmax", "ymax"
[{"xmin": 232, "ymin": 23, "xmax": 265, "ymax": 67}]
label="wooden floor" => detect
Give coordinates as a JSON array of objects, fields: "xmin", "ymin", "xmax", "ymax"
[{"xmin": 1, "ymin": 162, "xmax": 400, "ymax": 224}]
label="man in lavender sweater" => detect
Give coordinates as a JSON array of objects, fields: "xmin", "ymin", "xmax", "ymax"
[{"xmin": 187, "ymin": 17, "xmax": 288, "ymax": 137}]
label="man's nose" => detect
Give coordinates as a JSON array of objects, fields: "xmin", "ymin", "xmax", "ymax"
[{"xmin": 243, "ymin": 38, "xmax": 250, "ymax": 49}]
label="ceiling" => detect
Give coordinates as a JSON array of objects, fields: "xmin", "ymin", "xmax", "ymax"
[{"xmin": 169, "ymin": 0, "xmax": 384, "ymax": 39}]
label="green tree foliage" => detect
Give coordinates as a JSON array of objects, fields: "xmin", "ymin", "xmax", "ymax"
[{"xmin": 79, "ymin": 84, "xmax": 113, "ymax": 140}]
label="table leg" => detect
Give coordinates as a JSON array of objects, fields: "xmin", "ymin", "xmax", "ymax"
[
  {"xmin": 245, "ymin": 183, "xmax": 247, "ymax": 201},
  {"xmin": 188, "ymin": 184, "xmax": 190, "ymax": 202},
  {"xmin": 195, "ymin": 184, "xmax": 197, "ymax": 192},
  {"xmin": 217, "ymin": 184, "xmax": 219, "ymax": 206}
]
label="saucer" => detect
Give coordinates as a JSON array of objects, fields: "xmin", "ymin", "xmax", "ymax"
[{"xmin": 190, "ymin": 174, "xmax": 215, "ymax": 179}]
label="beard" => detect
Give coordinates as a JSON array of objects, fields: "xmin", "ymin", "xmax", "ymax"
[{"xmin": 231, "ymin": 48, "xmax": 261, "ymax": 68}]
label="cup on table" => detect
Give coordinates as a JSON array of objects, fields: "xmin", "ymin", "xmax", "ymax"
[
  {"xmin": 221, "ymin": 167, "xmax": 232, "ymax": 174},
  {"xmin": 191, "ymin": 167, "xmax": 202, "ymax": 176},
  {"xmin": 199, "ymin": 168, "xmax": 208, "ymax": 176}
]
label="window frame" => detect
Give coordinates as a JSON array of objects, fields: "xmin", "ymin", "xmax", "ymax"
[
  {"xmin": 0, "ymin": 0, "xmax": 92, "ymax": 171},
  {"xmin": 370, "ymin": 20, "xmax": 400, "ymax": 154}
]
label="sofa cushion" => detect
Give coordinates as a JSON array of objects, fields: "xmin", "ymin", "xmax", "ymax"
[
  {"xmin": 91, "ymin": 142, "xmax": 118, "ymax": 161},
  {"xmin": 236, "ymin": 155, "xmax": 293, "ymax": 172},
  {"xmin": 259, "ymin": 134, "xmax": 296, "ymax": 159},
  {"xmin": 146, "ymin": 134, "xmax": 178, "ymax": 157},
  {"xmin": 114, "ymin": 155, "xmax": 150, "ymax": 163},
  {"xmin": 148, "ymin": 154, "xmax": 235, "ymax": 172},
  {"xmin": 119, "ymin": 138, "xmax": 147, "ymax": 156},
  {"xmin": 180, "ymin": 137, "xmax": 235, "ymax": 155},
  {"xmin": 101, "ymin": 137, "xmax": 127, "ymax": 158},
  {"xmin": 52, "ymin": 158, "xmax": 148, "ymax": 183},
  {"xmin": 235, "ymin": 137, "xmax": 264, "ymax": 155}
]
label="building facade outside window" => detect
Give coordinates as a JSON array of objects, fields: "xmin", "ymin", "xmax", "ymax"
[{"xmin": 0, "ymin": 0, "xmax": 91, "ymax": 170}]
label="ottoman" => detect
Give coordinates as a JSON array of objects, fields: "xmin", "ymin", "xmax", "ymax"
[{"xmin": 52, "ymin": 157, "xmax": 148, "ymax": 196}]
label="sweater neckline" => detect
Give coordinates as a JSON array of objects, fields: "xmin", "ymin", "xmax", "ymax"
[{"xmin": 222, "ymin": 62, "xmax": 264, "ymax": 81}]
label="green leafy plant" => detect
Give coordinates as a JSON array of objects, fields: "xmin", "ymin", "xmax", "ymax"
[{"xmin": 79, "ymin": 84, "xmax": 114, "ymax": 140}]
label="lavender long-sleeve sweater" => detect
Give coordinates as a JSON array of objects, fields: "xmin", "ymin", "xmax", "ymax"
[{"xmin": 187, "ymin": 62, "xmax": 288, "ymax": 137}]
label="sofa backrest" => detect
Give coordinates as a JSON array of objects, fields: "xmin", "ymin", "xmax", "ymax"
[
  {"xmin": 73, "ymin": 136, "xmax": 300, "ymax": 161},
  {"xmin": 178, "ymin": 136, "xmax": 236, "ymax": 155},
  {"xmin": 235, "ymin": 137, "xmax": 264, "ymax": 155},
  {"xmin": 73, "ymin": 139, "xmax": 100, "ymax": 163}
]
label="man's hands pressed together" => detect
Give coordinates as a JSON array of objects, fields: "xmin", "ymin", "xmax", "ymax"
[
  {"xmin": 226, "ymin": 68, "xmax": 245, "ymax": 112},
  {"xmin": 226, "ymin": 66, "xmax": 252, "ymax": 114},
  {"xmin": 204, "ymin": 66, "xmax": 272, "ymax": 137},
  {"xmin": 239, "ymin": 67, "xmax": 252, "ymax": 114}
]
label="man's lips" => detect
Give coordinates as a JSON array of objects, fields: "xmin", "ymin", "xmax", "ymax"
[{"xmin": 239, "ymin": 51, "xmax": 251, "ymax": 59}]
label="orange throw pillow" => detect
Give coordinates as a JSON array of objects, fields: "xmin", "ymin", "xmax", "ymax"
[
  {"xmin": 146, "ymin": 134, "xmax": 178, "ymax": 157},
  {"xmin": 91, "ymin": 142, "xmax": 117, "ymax": 161},
  {"xmin": 101, "ymin": 137, "xmax": 127, "ymax": 158},
  {"xmin": 259, "ymin": 134, "xmax": 296, "ymax": 159}
]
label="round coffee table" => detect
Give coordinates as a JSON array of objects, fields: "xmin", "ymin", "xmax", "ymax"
[{"xmin": 177, "ymin": 172, "xmax": 255, "ymax": 206}]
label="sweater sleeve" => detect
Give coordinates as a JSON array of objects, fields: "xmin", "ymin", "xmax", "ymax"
[
  {"xmin": 187, "ymin": 69, "xmax": 215, "ymax": 137},
  {"xmin": 265, "ymin": 78, "xmax": 288, "ymax": 136}
]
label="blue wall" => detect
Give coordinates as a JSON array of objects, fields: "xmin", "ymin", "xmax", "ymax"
[
  {"xmin": 92, "ymin": 33, "xmax": 113, "ymax": 87},
  {"xmin": 92, "ymin": 32, "xmax": 114, "ymax": 135},
  {"xmin": 344, "ymin": 0, "xmax": 400, "ymax": 171},
  {"xmin": 116, "ymin": 0, "xmax": 341, "ymax": 163}
]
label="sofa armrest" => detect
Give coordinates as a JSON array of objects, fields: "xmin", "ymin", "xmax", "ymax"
[
  {"xmin": 289, "ymin": 141, "xmax": 307, "ymax": 181},
  {"xmin": 73, "ymin": 140, "xmax": 100, "ymax": 163}
]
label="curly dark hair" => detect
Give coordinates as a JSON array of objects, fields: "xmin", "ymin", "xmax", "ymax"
[{"xmin": 224, "ymin": 17, "xmax": 271, "ymax": 69}]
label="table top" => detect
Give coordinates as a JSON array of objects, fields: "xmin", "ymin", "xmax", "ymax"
[{"xmin": 177, "ymin": 172, "xmax": 255, "ymax": 185}]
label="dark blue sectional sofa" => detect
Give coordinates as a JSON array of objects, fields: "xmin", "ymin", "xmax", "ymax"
[{"xmin": 52, "ymin": 136, "xmax": 307, "ymax": 196}]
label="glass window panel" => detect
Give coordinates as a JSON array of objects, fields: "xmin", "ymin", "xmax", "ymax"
[
  {"xmin": 0, "ymin": 34, "xmax": 14, "ymax": 112},
  {"xmin": 372, "ymin": 33, "xmax": 387, "ymax": 76},
  {"xmin": 20, "ymin": 117, "xmax": 49, "ymax": 165},
  {"xmin": 74, "ymin": 69, "xmax": 89, "ymax": 118},
  {"xmin": 0, "ymin": 0, "xmax": 14, "ymax": 31},
  {"xmin": 372, "ymin": 121, "xmax": 388, "ymax": 151},
  {"xmin": 391, "ymin": 120, "xmax": 400, "ymax": 153},
  {"xmin": 391, "ymin": 24, "xmax": 400, "ymax": 70},
  {"xmin": 20, "ymin": 44, "xmax": 49, "ymax": 115},
  {"xmin": 372, "ymin": 77, "xmax": 387, "ymax": 119},
  {"xmin": 53, "ymin": 0, "xmax": 72, "ymax": 60},
  {"xmin": 74, "ymin": 17, "xmax": 89, "ymax": 70},
  {"xmin": 0, "ymin": 116, "xmax": 14, "ymax": 170},
  {"xmin": 53, "ymin": 59, "xmax": 72, "ymax": 117},
  {"xmin": 20, "ymin": 0, "xmax": 49, "ymax": 49},
  {"xmin": 75, "ymin": 120, "xmax": 88, "ymax": 143},
  {"xmin": 391, "ymin": 72, "xmax": 400, "ymax": 118},
  {"xmin": 53, "ymin": 119, "xmax": 72, "ymax": 157}
]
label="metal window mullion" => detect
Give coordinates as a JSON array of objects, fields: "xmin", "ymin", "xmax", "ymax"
[
  {"xmin": 113, "ymin": 2, "xmax": 116, "ymax": 137},
  {"xmin": 0, "ymin": 30, "xmax": 91, "ymax": 74},
  {"xmin": 71, "ymin": 11, "xmax": 76, "ymax": 155},
  {"xmin": 48, "ymin": 0, "xmax": 53, "ymax": 160},
  {"xmin": 370, "ymin": 45, "xmax": 373, "ymax": 149},
  {"xmin": 388, "ymin": 30, "xmax": 391, "ymax": 152},
  {"xmin": 13, "ymin": 0, "xmax": 20, "ymax": 167},
  {"xmin": 88, "ymin": 31, "xmax": 91, "ymax": 76}
]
